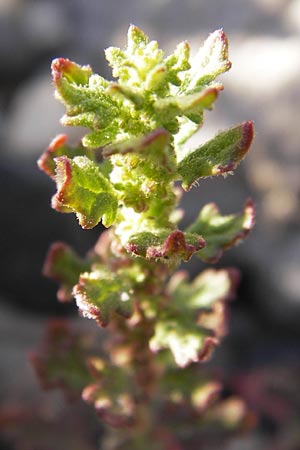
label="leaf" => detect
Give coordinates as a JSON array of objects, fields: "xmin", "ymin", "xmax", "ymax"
[
  {"xmin": 104, "ymin": 127, "xmax": 169, "ymax": 160},
  {"xmin": 177, "ymin": 121, "xmax": 254, "ymax": 190},
  {"xmin": 168, "ymin": 268, "xmax": 240, "ymax": 310},
  {"xmin": 52, "ymin": 156, "xmax": 118, "ymax": 228},
  {"xmin": 106, "ymin": 82, "xmax": 144, "ymax": 108},
  {"xmin": 182, "ymin": 29, "xmax": 231, "ymax": 93},
  {"xmin": 154, "ymin": 87, "xmax": 220, "ymax": 125},
  {"xmin": 165, "ymin": 40, "xmax": 191, "ymax": 86},
  {"xmin": 187, "ymin": 199, "xmax": 255, "ymax": 262},
  {"xmin": 38, "ymin": 134, "xmax": 94, "ymax": 179},
  {"xmin": 29, "ymin": 320, "xmax": 92, "ymax": 400},
  {"xmin": 42, "ymin": 242, "xmax": 90, "ymax": 302},
  {"xmin": 81, "ymin": 124, "xmax": 121, "ymax": 148},
  {"xmin": 52, "ymin": 59, "xmax": 120, "ymax": 145},
  {"xmin": 126, "ymin": 229, "xmax": 205, "ymax": 263},
  {"xmin": 151, "ymin": 268, "xmax": 239, "ymax": 367},
  {"xmin": 52, "ymin": 57, "xmax": 93, "ymax": 85},
  {"xmin": 73, "ymin": 267, "xmax": 134, "ymax": 327},
  {"xmin": 105, "ymin": 25, "xmax": 164, "ymax": 89},
  {"xmin": 150, "ymin": 317, "xmax": 218, "ymax": 368}
]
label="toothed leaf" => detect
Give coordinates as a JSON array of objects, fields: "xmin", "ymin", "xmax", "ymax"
[
  {"xmin": 150, "ymin": 316, "xmax": 218, "ymax": 368},
  {"xmin": 52, "ymin": 156, "xmax": 118, "ymax": 229},
  {"xmin": 52, "ymin": 58, "xmax": 93, "ymax": 86},
  {"xmin": 51, "ymin": 59, "xmax": 124, "ymax": 146},
  {"xmin": 154, "ymin": 87, "xmax": 219, "ymax": 125},
  {"xmin": 105, "ymin": 25, "xmax": 164, "ymax": 89},
  {"xmin": 126, "ymin": 229, "xmax": 205, "ymax": 263},
  {"xmin": 168, "ymin": 268, "xmax": 239, "ymax": 309},
  {"xmin": 73, "ymin": 267, "xmax": 134, "ymax": 327},
  {"xmin": 188, "ymin": 200, "xmax": 255, "ymax": 262},
  {"xmin": 165, "ymin": 41, "xmax": 191, "ymax": 86},
  {"xmin": 182, "ymin": 29, "xmax": 231, "ymax": 93},
  {"xmin": 151, "ymin": 268, "xmax": 239, "ymax": 366}
]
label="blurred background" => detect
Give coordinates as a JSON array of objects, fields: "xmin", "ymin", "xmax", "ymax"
[{"xmin": 1, "ymin": 0, "xmax": 300, "ymax": 448}]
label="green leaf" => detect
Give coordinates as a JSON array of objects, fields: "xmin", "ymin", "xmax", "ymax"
[
  {"xmin": 127, "ymin": 24, "xmax": 151, "ymax": 52},
  {"xmin": 187, "ymin": 200, "xmax": 255, "ymax": 262},
  {"xmin": 154, "ymin": 87, "xmax": 219, "ymax": 124},
  {"xmin": 105, "ymin": 25, "xmax": 164, "ymax": 89},
  {"xmin": 106, "ymin": 82, "xmax": 144, "ymax": 108},
  {"xmin": 52, "ymin": 58, "xmax": 120, "ymax": 143},
  {"xmin": 150, "ymin": 317, "xmax": 217, "ymax": 368},
  {"xmin": 177, "ymin": 121, "xmax": 254, "ymax": 190},
  {"xmin": 73, "ymin": 267, "xmax": 134, "ymax": 327},
  {"xmin": 81, "ymin": 124, "xmax": 120, "ymax": 148},
  {"xmin": 51, "ymin": 58, "xmax": 93, "ymax": 85},
  {"xmin": 104, "ymin": 127, "xmax": 168, "ymax": 157},
  {"xmin": 151, "ymin": 267, "xmax": 239, "ymax": 366},
  {"xmin": 42, "ymin": 242, "xmax": 90, "ymax": 302},
  {"xmin": 182, "ymin": 29, "xmax": 231, "ymax": 93},
  {"xmin": 165, "ymin": 40, "xmax": 191, "ymax": 86},
  {"xmin": 126, "ymin": 229, "xmax": 205, "ymax": 263},
  {"xmin": 52, "ymin": 156, "xmax": 118, "ymax": 229},
  {"xmin": 168, "ymin": 268, "xmax": 239, "ymax": 310}
]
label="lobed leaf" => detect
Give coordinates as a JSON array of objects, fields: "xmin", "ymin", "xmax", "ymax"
[
  {"xmin": 105, "ymin": 25, "xmax": 164, "ymax": 89},
  {"xmin": 81, "ymin": 124, "xmax": 121, "ymax": 149},
  {"xmin": 104, "ymin": 128, "xmax": 169, "ymax": 160},
  {"xmin": 52, "ymin": 58, "xmax": 122, "ymax": 146},
  {"xmin": 106, "ymin": 82, "xmax": 144, "ymax": 108},
  {"xmin": 177, "ymin": 121, "xmax": 254, "ymax": 190},
  {"xmin": 154, "ymin": 87, "xmax": 220, "ymax": 125},
  {"xmin": 151, "ymin": 268, "xmax": 239, "ymax": 366},
  {"xmin": 73, "ymin": 267, "xmax": 134, "ymax": 327},
  {"xmin": 168, "ymin": 268, "xmax": 239, "ymax": 309},
  {"xmin": 165, "ymin": 40, "xmax": 191, "ymax": 86},
  {"xmin": 188, "ymin": 199, "xmax": 255, "ymax": 262},
  {"xmin": 150, "ymin": 317, "xmax": 218, "ymax": 368},
  {"xmin": 52, "ymin": 57, "xmax": 93, "ymax": 86},
  {"xmin": 126, "ymin": 229, "xmax": 205, "ymax": 263},
  {"xmin": 182, "ymin": 29, "xmax": 231, "ymax": 93},
  {"xmin": 52, "ymin": 156, "xmax": 118, "ymax": 228}
]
